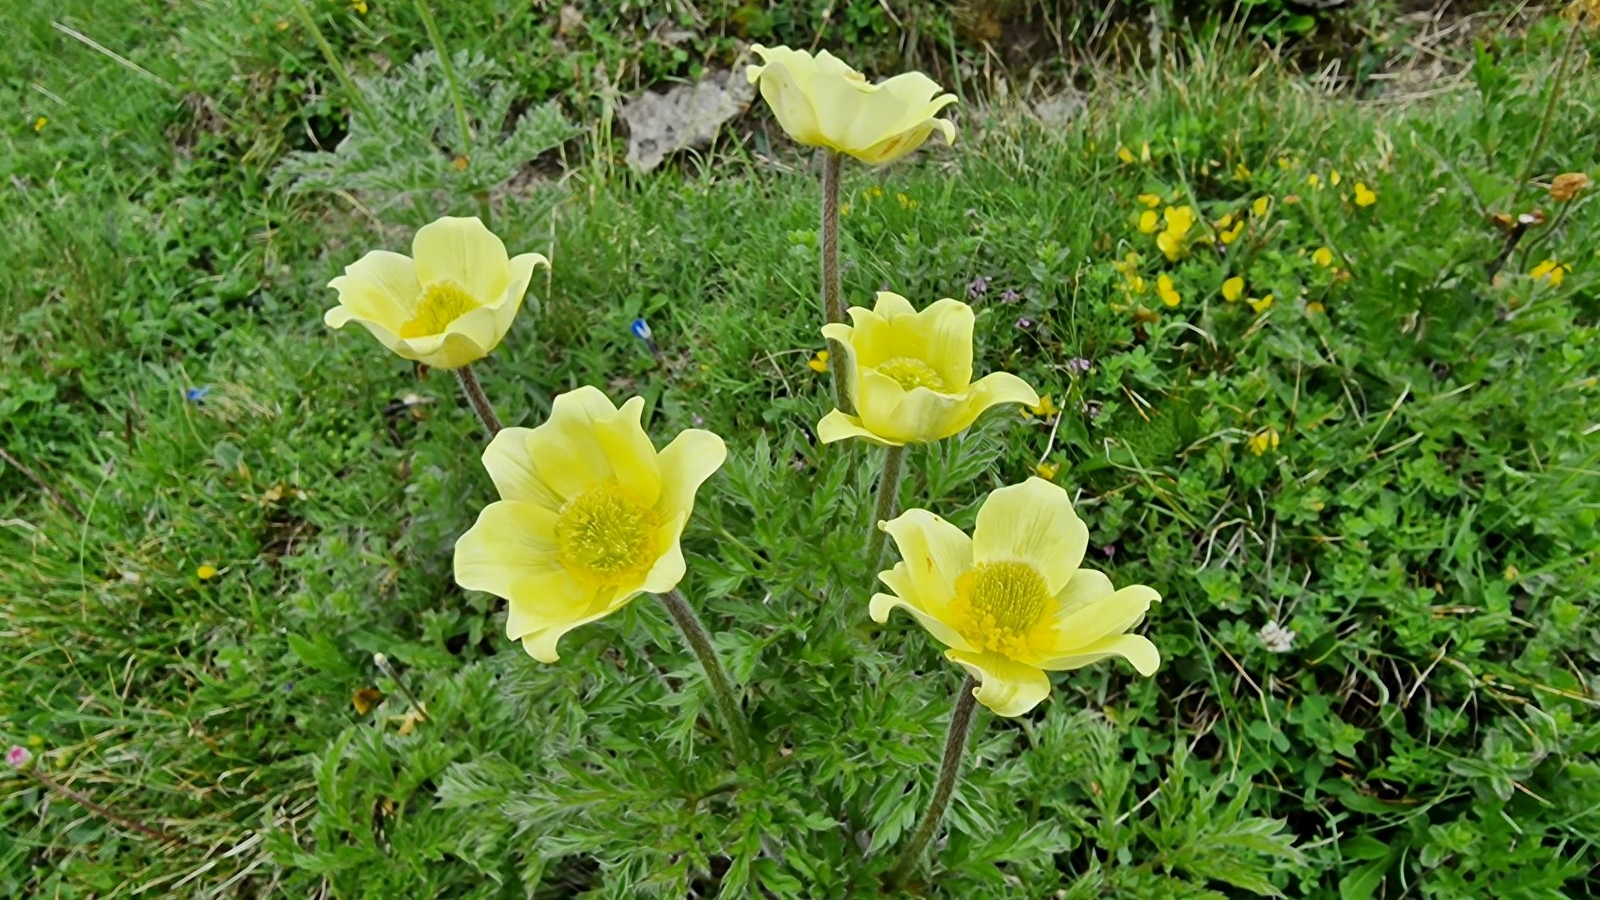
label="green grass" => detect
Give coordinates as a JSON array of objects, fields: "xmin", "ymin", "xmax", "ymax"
[{"xmin": 4, "ymin": 1, "xmax": 1600, "ymax": 897}]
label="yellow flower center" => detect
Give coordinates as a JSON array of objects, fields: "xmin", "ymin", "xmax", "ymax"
[
  {"xmin": 399, "ymin": 281, "xmax": 479, "ymax": 338},
  {"xmin": 950, "ymin": 561, "xmax": 1051, "ymax": 659},
  {"xmin": 555, "ymin": 483, "xmax": 661, "ymax": 587},
  {"xmin": 877, "ymin": 356, "xmax": 947, "ymax": 392}
]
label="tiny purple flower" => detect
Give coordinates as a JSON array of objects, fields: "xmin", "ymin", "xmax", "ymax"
[
  {"xmin": 1103, "ymin": 544, "xmax": 1116, "ymax": 559},
  {"xmin": 1067, "ymin": 356, "xmax": 1092, "ymax": 374},
  {"xmin": 692, "ymin": 414, "xmax": 705, "ymax": 427},
  {"xmin": 966, "ymin": 276, "xmax": 991, "ymax": 299},
  {"xmin": 6, "ymin": 745, "xmax": 31, "ymax": 768},
  {"xmin": 1015, "ymin": 317, "xmax": 1034, "ymax": 330},
  {"xmin": 999, "ymin": 287, "xmax": 1021, "ymax": 304}
]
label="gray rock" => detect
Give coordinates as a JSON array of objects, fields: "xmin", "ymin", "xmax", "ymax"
[{"xmin": 620, "ymin": 70, "xmax": 755, "ymax": 173}]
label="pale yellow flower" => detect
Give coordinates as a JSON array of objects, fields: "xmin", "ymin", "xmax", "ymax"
[
  {"xmin": 453, "ymin": 387, "xmax": 726, "ymax": 662},
  {"xmin": 746, "ymin": 45, "xmax": 956, "ymax": 165},
  {"xmin": 324, "ymin": 217, "xmax": 548, "ymax": 370},
  {"xmin": 817, "ymin": 292, "xmax": 1038, "ymax": 446},
  {"xmin": 872, "ymin": 478, "xmax": 1161, "ymax": 716}
]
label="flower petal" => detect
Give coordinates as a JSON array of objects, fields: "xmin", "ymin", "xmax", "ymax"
[
  {"xmin": 452, "ymin": 500, "xmax": 563, "ymax": 603},
  {"xmin": 1046, "ymin": 585, "xmax": 1159, "ymax": 658},
  {"xmin": 640, "ymin": 511, "xmax": 690, "ymax": 595},
  {"xmin": 1036, "ymin": 633, "xmax": 1160, "ymax": 677},
  {"xmin": 816, "ymin": 410, "xmax": 899, "ymax": 446},
  {"xmin": 393, "ymin": 329, "xmax": 493, "ymax": 370},
  {"xmin": 870, "ymin": 587, "xmax": 974, "ymax": 653},
  {"xmin": 489, "ymin": 251, "xmax": 549, "ymax": 333},
  {"xmin": 963, "ymin": 371, "xmax": 1040, "ymax": 415},
  {"xmin": 946, "ymin": 650, "xmax": 1051, "ymax": 717},
  {"xmin": 901, "ymin": 298, "xmax": 974, "ymax": 389},
  {"xmin": 519, "ymin": 600, "xmax": 624, "ymax": 664},
  {"xmin": 1054, "ymin": 567, "xmax": 1116, "ymax": 616},
  {"xmin": 481, "ymin": 427, "xmax": 561, "ymax": 509},
  {"xmin": 411, "ymin": 216, "xmax": 511, "ymax": 303},
  {"xmin": 654, "ymin": 428, "xmax": 726, "ymax": 523},
  {"xmin": 748, "ymin": 50, "xmax": 826, "ymax": 147},
  {"xmin": 878, "ymin": 509, "xmax": 972, "ymax": 614},
  {"xmin": 526, "ymin": 388, "xmax": 661, "ymax": 504},
  {"xmin": 326, "ymin": 250, "xmax": 423, "ymax": 328},
  {"xmin": 972, "ymin": 478, "xmax": 1087, "ymax": 594}
]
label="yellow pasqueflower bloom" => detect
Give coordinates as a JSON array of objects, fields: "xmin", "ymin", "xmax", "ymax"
[
  {"xmin": 745, "ymin": 45, "xmax": 956, "ymax": 165},
  {"xmin": 1156, "ymin": 274, "xmax": 1181, "ymax": 308},
  {"xmin": 817, "ymin": 292, "xmax": 1038, "ymax": 447},
  {"xmin": 324, "ymin": 217, "xmax": 548, "ymax": 370},
  {"xmin": 872, "ymin": 478, "xmax": 1161, "ymax": 716},
  {"xmin": 1531, "ymin": 259, "xmax": 1571, "ymax": 286},
  {"xmin": 1353, "ymin": 182, "xmax": 1377, "ymax": 207},
  {"xmin": 454, "ymin": 387, "xmax": 726, "ymax": 662},
  {"xmin": 1222, "ymin": 276, "xmax": 1244, "ymax": 303}
]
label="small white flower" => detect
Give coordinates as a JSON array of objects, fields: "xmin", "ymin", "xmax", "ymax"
[{"xmin": 1258, "ymin": 621, "xmax": 1296, "ymax": 654}]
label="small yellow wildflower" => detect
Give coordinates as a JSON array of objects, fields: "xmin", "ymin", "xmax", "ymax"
[
  {"xmin": 1137, "ymin": 193, "xmax": 1162, "ymax": 208},
  {"xmin": 1550, "ymin": 172, "xmax": 1591, "ymax": 202},
  {"xmin": 1277, "ymin": 156, "xmax": 1291, "ymax": 170},
  {"xmin": 1128, "ymin": 275, "xmax": 1147, "ymax": 294},
  {"xmin": 873, "ymin": 478, "xmax": 1161, "ymax": 716},
  {"xmin": 351, "ymin": 0, "xmax": 368, "ymax": 13},
  {"xmin": 197, "ymin": 565, "xmax": 219, "ymax": 580},
  {"xmin": 1531, "ymin": 259, "xmax": 1571, "ymax": 286},
  {"xmin": 1307, "ymin": 173, "xmax": 1321, "ymax": 189},
  {"xmin": 1306, "ymin": 301, "xmax": 1326, "ymax": 315},
  {"xmin": 1156, "ymin": 205, "xmax": 1196, "ymax": 261},
  {"xmin": 1220, "ymin": 219, "xmax": 1245, "ymax": 245},
  {"xmin": 1140, "ymin": 142, "xmax": 1151, "ymax": 162},
  {"xmin": 1118, "ymin": 146, "xmax": 1136, "ymax": 164},
  {"xmin": 1034, "ymin": 460, "xmax": 1061, "ymax": 481},
  {"xmin": 1252, "ymin": 196, "xmax": 1271, "ymax": 217},
  {"xmin": 807, "ymin": 350, "xmax": 830, "ymax": 373},
  {"xmin": 1234, "ymin": 162, "xmax": 1252, "ymax": 181},
  {"xmin": 1330, "ymin": 170, "xmax": 1342, "ymax": 186},
  {"xmin": 1025, "ymin": 394, "xmax": 1060, "ymax": 419},
  {"xmin": 1247, "ymin": 427, "xmax": 1281, "ymax": 456},
  {"xmin": 1247, "ymin": 294, "xmax": 1275, "ymax": 314},
  {"xmin": 1156, "ymin": 274, "xmax": 1181, "ymax": 308},
  {"xmin": 1138, "ymin": 209, "xmax": 1160, "ymax": 234},
  {"xmin": 32, "ymin": 116, "xmax": 47, "ymax": 132},
  {"xmin": 896, "ymin": 192, "xmax": 919, "ymax": 210},
  {"xmin": 1222, "ymin": 277, "xmax": 1244, "ymax": 303},
  {"xmin": 1353, "ymin": 182, "xmax": 1377, "ymax": 207},
  {"xmin": 866, "ymin": 185, "xmax": 884, "ymax": 199},
  {"xmin": 1313, "ymin": 247, "xmax": 1335, "ymax": 267}
]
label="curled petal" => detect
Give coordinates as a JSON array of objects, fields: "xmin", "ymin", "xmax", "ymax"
[
  {"xmin": 1037, "ymin": 633, "xmax": 1160, "ymax": 677},
  {"xmin": 946, "ymin": 650, "xmax": 1052, "ymax": 717}
]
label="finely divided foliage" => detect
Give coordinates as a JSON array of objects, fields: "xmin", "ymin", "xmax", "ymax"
[{"xmin": 2, "ymin": 3, "xmax": 1598, "ymax": 898}]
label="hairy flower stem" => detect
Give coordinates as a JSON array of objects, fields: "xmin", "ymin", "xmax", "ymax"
[
  {"xmin": 21, "ymin": 767, "xmax": 184, "ymax": 847},
  {"xmin": 658, "ymin": 589, "xmax": 754, "ymax": 765},
  {"xmin": 454, "ymin": 365, "xmax": 502, "ymax": 437},
  {"xmin": 887, "ymin": 675, "xmax": 980, "ymax": 889},
  {"xmin": 820, "ymin": 150, "xmax": 854, "ymax": 415},
  {"xmin": 865, "ymin": 443, "xmax": 908, "ymax": 569}
]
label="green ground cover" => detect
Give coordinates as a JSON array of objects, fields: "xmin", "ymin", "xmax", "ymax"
[{"xmin": 3, "ymin": 1, "xmax": 1598, "ymax": 897}]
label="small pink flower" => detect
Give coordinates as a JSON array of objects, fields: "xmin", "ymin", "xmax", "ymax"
[{"xmin": 6, "ymin": 745, "xmax": 31, "ymax": 768}]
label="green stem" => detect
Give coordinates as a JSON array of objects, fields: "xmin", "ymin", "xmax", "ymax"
[
  {"xmin": 413, "ymin": 0, "xmax": 473, "ymax": 154},
  {"xmin": 1515, "ymin": 23, "xmax": 1580, "ymax": 199},
  {"xmin": 887, "ymin": 675, "xmax": 980, "ymax": 889},
  {"xmin": 865, "ymin": 443, "xmax": 908, "ymax": 570},
  {"xmin": 454, "ymin": 364, "xmax": 501, "ymax": 437},
  {"xmin": 287, "ymin": 0, "xmax": 375, "ymax": 122},
  {"xmin": 657, "ymin": 589, "xmax": 753, "ymax": 765},
  {"xmin": 820, "ymin": 150, "xmax": 854, "ymax": 415}
]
